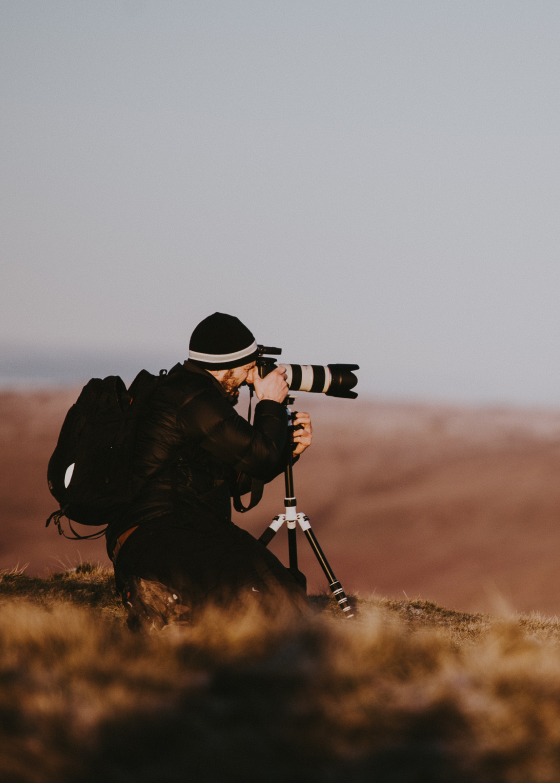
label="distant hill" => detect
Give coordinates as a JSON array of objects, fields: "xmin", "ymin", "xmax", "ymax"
[{"xmin": 2, "ymin": 389, "xmax": 560, "ymax": 615}]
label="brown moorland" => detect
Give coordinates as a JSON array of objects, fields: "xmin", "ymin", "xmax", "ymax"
[{"xmin": 2, "ymin": 389, "xmax": 560, "ymax": 615}]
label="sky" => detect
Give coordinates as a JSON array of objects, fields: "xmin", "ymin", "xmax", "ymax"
[{"xmin": 1, "ymin": 1, "xmax": 560, "ymax": 404}]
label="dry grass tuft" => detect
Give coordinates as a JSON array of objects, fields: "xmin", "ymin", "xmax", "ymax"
[
  {"xmin": 0, "ymin": 561, "xmax": 123, "ymax": 621},
  {"xmin": 2, "ymin": 565, "xmax": 560, "ymax": 781}
]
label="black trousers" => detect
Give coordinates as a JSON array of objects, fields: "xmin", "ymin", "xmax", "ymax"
[{"xmin": 114, "ymin": 515, "xmax": 306, "ymax": 618}]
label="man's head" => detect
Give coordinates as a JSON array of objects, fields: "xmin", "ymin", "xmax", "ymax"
[{"xmin": 189, "ymin": 312, "xmax": 259, "ymax": 401}]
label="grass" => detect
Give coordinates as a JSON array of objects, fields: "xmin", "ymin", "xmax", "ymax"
[
  {"xmin": 2, "ymin": 565, "xmax": 560, "ymax": 782},
  {"xmin": 0, "ymin": 561, "xmax": 123, "ymax": 620}
]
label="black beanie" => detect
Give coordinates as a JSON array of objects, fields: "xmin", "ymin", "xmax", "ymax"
[{"xmin": 188, "ymin": 312, "xmax": 259, "ymax": 370}]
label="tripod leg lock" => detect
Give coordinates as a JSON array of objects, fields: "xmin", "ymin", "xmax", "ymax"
[
  {"xmin": 330, "ymin": 580, "xmax": 354, "ymax": 616},
  {"xmin": 297, "ymin": 514, "xmax": 311, "ymax": 531}
]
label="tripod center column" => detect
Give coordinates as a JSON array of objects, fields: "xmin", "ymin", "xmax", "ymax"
[{"xmin": 284, "ymin": 496, "xmax": 297, "ymax": 528}]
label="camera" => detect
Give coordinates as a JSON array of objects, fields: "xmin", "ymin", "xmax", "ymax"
[{"xmin": 256, "ymin": 345, "xmax": 359, "ymax": 399}]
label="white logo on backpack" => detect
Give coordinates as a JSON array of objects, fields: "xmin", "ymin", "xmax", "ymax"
[{"xmin": 64, "ymin": 463, "xmax": 75, "ymax": 488}]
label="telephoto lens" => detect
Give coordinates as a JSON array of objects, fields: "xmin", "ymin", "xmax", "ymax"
[
  {"xmin": 257, "ymin": 346, "xmax": 359, "ymax": 399},
  {"xmin": 285, "ymin": 364, "xmax": 359, "ymax": 398}
]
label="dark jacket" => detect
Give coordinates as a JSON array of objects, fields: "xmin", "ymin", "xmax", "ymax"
[{"xmin": 105, "ymin": 361, "xmax": 290, "ymax": 556}]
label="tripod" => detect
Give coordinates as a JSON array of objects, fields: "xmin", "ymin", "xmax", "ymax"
[{"xmin": 258, "ymin": 398, "xmax": 355, "ymax": 618}]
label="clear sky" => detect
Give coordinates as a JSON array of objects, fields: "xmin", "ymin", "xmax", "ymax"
[{"xmin": 1, "ymin": 1, "xmax": 559, "ymax": 404}]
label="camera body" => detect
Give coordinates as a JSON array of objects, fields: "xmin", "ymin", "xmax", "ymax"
[{"xmin": 256, "ymin": 345, "xmax": 359, "ymax": 399}]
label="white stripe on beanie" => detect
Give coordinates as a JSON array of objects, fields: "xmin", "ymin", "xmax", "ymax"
[{"xmin": 188, "ymin": 341, "xmax": 258, "ymax": 364}]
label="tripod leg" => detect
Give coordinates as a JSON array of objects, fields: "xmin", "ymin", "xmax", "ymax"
[
  {"xmin": 259, "ymin": 515, "xmax": 284, "ymax": 546},
  {"xmin": 298, "ymin": 515, "xmax": 355, "ymax": 618},
  {"xmin": 287, "ymin": 520, "xmax": 307, "ymax": 592},
  {"xmin": 288, "ymin": 523, "xmax": 298, "ymax": 571}
]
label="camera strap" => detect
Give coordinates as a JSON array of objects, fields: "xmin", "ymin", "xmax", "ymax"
[
  {"xmin": 232, "ymin": 476, "xmax": 264, "ymax": 513},
  {"xmin": 247, "ymin": 386, "xmax": 254, "ymax": 422}
]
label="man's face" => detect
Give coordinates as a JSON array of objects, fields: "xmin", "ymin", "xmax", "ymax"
[{"xmin": 216, "ymin": 361, "xmax": 257, "ymax": 403}]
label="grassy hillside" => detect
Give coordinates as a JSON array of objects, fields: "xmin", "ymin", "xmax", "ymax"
[{"xmin": 2, "ymin": 566, "xmax": 560, "ymax": 782}]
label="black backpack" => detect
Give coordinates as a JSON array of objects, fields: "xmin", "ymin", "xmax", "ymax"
[{"xmin": 46, "ymin": 369, "xmax": 165, "ymax": 540}]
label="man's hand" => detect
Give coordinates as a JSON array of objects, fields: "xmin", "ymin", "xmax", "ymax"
[
  {"xmin": 248, "ymin": 365, "xmax": 289, "ymax": 403},
  {"xmin": 292, "ymin": 411, "xmax": 313, "ymax": 455}
]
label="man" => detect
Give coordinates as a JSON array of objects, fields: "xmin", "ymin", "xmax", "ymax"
[{"xmin": 106, "ymin": 312, "xmax": 313, "ymax": 630}]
